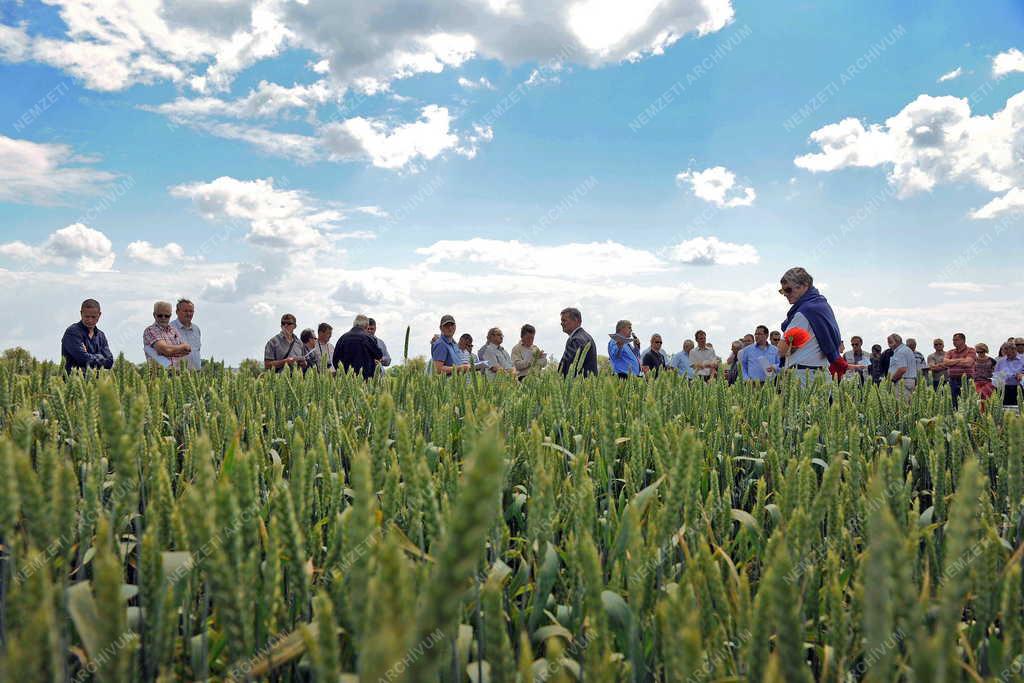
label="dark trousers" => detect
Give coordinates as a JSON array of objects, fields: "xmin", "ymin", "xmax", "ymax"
[
  {"xmin": 949, "ymin": 376, "xmax": 962, "ymax": 408},
  {"xmin": 1005, "ymin": 384, "xmax": 1020, "ymax": 407}
]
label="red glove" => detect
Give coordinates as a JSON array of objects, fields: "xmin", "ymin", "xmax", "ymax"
[
  {"xmin": 784, "ymin": 327, "xmax": 811, "ymax": 349},
  {"xmin": 829, "ymin": 356, "xmax": 849, "ymax": 379}
]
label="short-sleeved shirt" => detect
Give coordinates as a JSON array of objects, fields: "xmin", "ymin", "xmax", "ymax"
[
  {"xmin": 945, "ymin": 346, "xmax": 977, "ymax": 379},
  {"xmin": 888, "ymin": 344, "xmax": 918, "ymax": 379},
  {"xmin": 311, "ymin": 341, "xmax": 334, "ymax": 369},
  {"xmin": 431, "ymin": 335, "xmax": 463, "ymax": 369},
  {"xmin": 669, "ymin": 351, "xmax": 694, "ymax": 378},
  {"xmin": 264, "ymin": 332, "xmax": 305, "ymax": 372},
  {"xmin": 170, "ymin": 319, "xmax": 201, "ymax": 370},
  {"xmin": 144, "ymin": 323, "xmax": 185, "ymax": 369},
  {"xmin": 974, "ymin": 357, "xmax": 995, "ymax": 383},
  {"xmin": 784, "ymin": 312, "xmax": 826, "ymax": 368},
  {"xmin": 843, "ymin": 350, "xmax": 869, "ymax": 377},
  {"xmin": 927, "ymin": 351, "xmax": 947, "ymax": 380},
  {"xmin": 689, "ymin": 346, "xmax": 720, "ymax": 377}
]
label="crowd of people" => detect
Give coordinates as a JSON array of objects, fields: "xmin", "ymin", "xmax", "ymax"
[{"xmin": 58, "ymin": 267, "xmax": 1024, "ymax": 409}]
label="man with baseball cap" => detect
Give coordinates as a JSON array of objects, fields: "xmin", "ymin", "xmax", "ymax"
[{"xmin": 431, "ymin": 314, "xmax": 470, "ymax": 375}]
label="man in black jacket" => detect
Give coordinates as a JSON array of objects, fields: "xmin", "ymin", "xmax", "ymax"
[
  {"xmin": 558, "ymin": 307, "xmax": 598, "ymax": 377},
  {"xmin": 332, "ymin": 314, "xmax": 383, "ymax": 379}
]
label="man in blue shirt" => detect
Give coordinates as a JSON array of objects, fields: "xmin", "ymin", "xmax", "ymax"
[
  {"xmin": 608, "ymin": 319, "xmax": 643, "ymax": 377},
  {"xmin": 431, "ymin": 314, "xmax": 470, "ymax": 375},
  {"xmin": 61, "ymin": 298, "xmax": 114, "ymax": 373},
  {"xmin": 669, "ymin": 339, "xmax": 696, "ymax": 378},
  {"xmin": 740, "ymin": 325, "xmax": 780, "ymax": 382}
]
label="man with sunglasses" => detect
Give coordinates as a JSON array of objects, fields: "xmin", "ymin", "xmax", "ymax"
[
  {"xmin": 143, "ymin": 301, "xmax": 191, "ymax": 369},
  {"xmin": 777, "ymin": 267, "xmax": 847, "ymax": 380},
  {"xmin": 264, "ymin": 313, "xmax": 308, "ymax": 372}
]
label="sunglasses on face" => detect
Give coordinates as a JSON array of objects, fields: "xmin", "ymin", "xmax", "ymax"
[
  {"xmin": 778, "ymin": 286, "xmax": 795, "ymax": 295},
  {"xmin": 155, "ymin": 313, "xmax": 171, "ymax": 319},
  {"xmin": 282, "ymin": 321, "xmax": 296, "ymax": 327}
]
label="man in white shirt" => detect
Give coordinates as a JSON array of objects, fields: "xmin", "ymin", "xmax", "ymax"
[
  {"xmin": 311, "ymin": 323, "xmax": 335, "ymax": 370},
  {"xmin": 169, "ymin": 298, "xmax": 201, "ymax": 369},
  {"xmin": 689, "ymin": 330, "xmax": 720, "ymax": 380}
]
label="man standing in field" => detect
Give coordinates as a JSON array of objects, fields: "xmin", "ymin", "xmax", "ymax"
[
  {"xmin": 310, "ymin": 322, "xmax": 334, "ymax": 371},
  {"xmin": 144, "ymin": 301, "xmax": 191, "ymax": 369},
  {"xmin": 608, "ymin": 319, "xmax": 643, "ymax": 378},
  {"xmin": 264, "ymin": 313, "xmax": 307, "ymax": 372},
  {"xmin": 511, "ymin": 324, "xmax": 547, "ymax": 380},
  {"xmin": 333, "ymin": 314, "xmax": 383, "ymax": 380},
  {"xmin": 777, "ymin": 267, "xmax": 848, "ymax": 381},
  {"xmin": 689, "ymin": 330, "xmax": 720, "ymax": 380},
  {"xmin": 843, "ymin": 335, "xmax": 869, "ymax": 382},
  {"xmin": 741, "ymin": 325, "xmax": 779, "ymax": 382},
  {"xmin": 170, "ymin": 298, "xmax": 201, "ymax": 370},
  {"xmin": 431, "ymin": 314, "xmax": 470, "ymax": 376},
  {"xmin": 61, "ymin": 298, "xmax": 114, "ymax": 373},
  {"xmin": 367, "ymin": 318, "xmax": 391, "ymax": 367},
  {"xmin": 669, "ymin": 339, "xmax": 696, "ymax": 378},
  {"xmin": 559, "ymin": 307, "xmax": 598, "ymax": 377},
  {"xmin": 940, "ymin": 332, "xmax": 977, "ymax": 408},
  {"xmin": 926, "ymin": 338, "xmax": 947, "ymax": 390},
  {"xmin": 887, "ymin": 333, "xmax": 918, "ymax": 398}
]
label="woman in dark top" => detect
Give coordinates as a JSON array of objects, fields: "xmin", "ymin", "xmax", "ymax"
[{"xmin": 642, "ymin": 334, "xmax": 668, "ymax": 377}]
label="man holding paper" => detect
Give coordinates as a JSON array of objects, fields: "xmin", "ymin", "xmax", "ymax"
[{"xmin": 608, "ymin": 319, "xmax": 644, "ymax": 378}]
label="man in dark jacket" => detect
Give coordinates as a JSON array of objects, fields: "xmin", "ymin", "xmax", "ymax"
[
  {"xmin": 558, "ymin": 307, "xmax": 598, "ymax": 377},
  {"xmin": 332, "ymin": 314, "xmax": 383, "ymax": 379},
  {"xmin": 61, "ymin": 298, "xmax": 114, "ymax": 373}
]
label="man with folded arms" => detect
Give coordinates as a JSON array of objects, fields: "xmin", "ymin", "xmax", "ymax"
[
  {"xmin": 939, "ymin": 332, "xmax": 976, "ymax": 408},
  {"xmin": 62, "ymin": 298, "xmax": 114, "ymax": 373},
  {"xmin": 144, "ymin": 301, "xmax": 191, "ymax": 369}
]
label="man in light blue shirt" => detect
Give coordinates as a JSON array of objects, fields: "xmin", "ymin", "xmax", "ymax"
[
  {"xmin": 670, "ymin": 339, "xmax": 695, "ymax": 378},
  {"xmin": 741, "ymin": 325, "xmax": 779, "ymax": 382},
  {"xmin": 607, "ymin": 319, "xmax": 642, "ymax": 377},
  {"xmin": 430, "ymin": 314, "xmax": 470, "ymax": 376},
  {"xmin": 887, "ymin": 333, "xmax": 918, "ymax": 398},
  {"xmin": 169, "ymin": 298, "xmax": 201, "ymax": 370}
]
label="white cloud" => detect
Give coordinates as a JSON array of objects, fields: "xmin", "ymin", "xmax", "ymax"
[
  {"xmin": 0, "ymin": 135, "xmax": 118, "ymax": 205},
  {"xmin": 0, "ymin": 0, "xmax": 733, "ymax": 98},
  {"xmin": 676, "ymin": 166, "xmax": 756, "ymax": 208},
  {"xmin": 993, "ymin": 48, "xmax": 1024, "ymax": 77},
  {"xmin": 415, "ymin": 238, "xmax": 667, "ymax": 279},
  {"xmin": 170, "ymin": 176, "xmax": 345, "ymax": 250},
  {"xmin": 970, "ymin": 187, "xmax": 1024, "ymax": 220},
  {"xmin": 794, "ymin": 90, "xmax": 1024, "ymax": 214},
  {"xmin": 0, "ymin": 223, "xmax": 115, "ymax": 271},
  {"xmin": 937, "ymin": 66, "xmax": 963, "ymax": 82},
  {"xmin": 125, "ymin": 241, "xmax": 188, "ymax": 265},
  {"xmin": 143, "ymin": 79, "xmax": 338, "ymax": 119},
  {"xmin": 663, "ymin": 236, "xmax": 759, "ymax": 266},
  {"xmin": 321, "ymin": 105, "xmax": 460, "ymax": 169},
  {"xmin": 927, "ymin": 281, "xmax": 1000, "ymax": 293},
  {"xmin": 458, "ymin": 76, "xmax": 495, "ymax": 90}
]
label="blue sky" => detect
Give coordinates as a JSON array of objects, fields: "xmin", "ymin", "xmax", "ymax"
[{"xmin": 2, "ymin": 0, "xmax": 1023, "ymax": 364}]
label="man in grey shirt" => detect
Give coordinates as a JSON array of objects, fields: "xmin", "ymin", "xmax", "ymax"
[
  {"xmin": 479, "ymin": 327, "xmax": 516, "ymax": 378},
  {"xmin": 170, "ymin": 298, "xmax": 201, "ymax": 370},
  {"xmin": 367, "ymin": 318, "xmax": 391, "ymax": 367},
  {"xmin": 264, "ymin": 313, "xmax": 307, "ymax": 372}
]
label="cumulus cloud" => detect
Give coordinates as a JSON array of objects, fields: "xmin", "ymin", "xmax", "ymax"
[
  {"xmin": 970, "ymin": 187, "xmax": 1024, "ymax": 220},
  {"xmin": 794, "ymin": 90, "xmax": 1024, "ymax": 216},
  {"xmin": 125, "ymin": 241, "xmax": 189, "ymax": 265},
  {"xmin": 0, "ymin": 135, "xmax": 118, "ymax": 205},
  {"xmin": 993, "ymin": 48, "xmax": 1024, "ymax": 77},
  {"xmin": 143, "ymin": 79, "xmax": 338, "ymax": 119},
  {"xmin": 0, "ymin": 0, "xmax": 733, "ymax": 97},
  {"xmin": 321, "ymin": 105, "xmax": 461, "ymax": 169},
  {"xmin": 169, "ymin": 176, "xmax": 345, "ymax": 249},
  {"xmin": 937, "ymin": 66, "xmax": 963, "ymax": 82},
  {"xmin": 0, "ymin": 223, "xmax": 115, "ymax": 271},
  {"xmin": 663, "ymin": 236, "xmax": 759, "ymax": 266},
  {"xmin": 676, "ymin": 166, "xmax": 756, "ymax": 208}
]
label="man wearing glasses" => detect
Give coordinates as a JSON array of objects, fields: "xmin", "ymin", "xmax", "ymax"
[
  {"xmin": 264, "ymin": 313, "xmax": 307, "ymax": 372},
  {"xmin": 143, "ymin": 301, "xmax": 191, "ymax": 369},
  {"xmin": 777, "ymin": 267, "xmax": 847, "ymax": 380}
]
